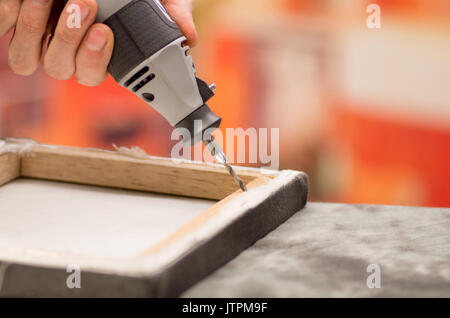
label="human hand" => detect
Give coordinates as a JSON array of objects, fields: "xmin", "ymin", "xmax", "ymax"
[{"xmin": 0, "ymin": 0, "xmax": 197, "ymax": 86}]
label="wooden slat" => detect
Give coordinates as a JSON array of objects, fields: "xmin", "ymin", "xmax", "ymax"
[
  {"xmin": 20, "ymin": 145, "xmax": 272, "ymax": 200},
  {"xmin": 0, "ymin": 153, "xmax": 20, "ymax": 186}
]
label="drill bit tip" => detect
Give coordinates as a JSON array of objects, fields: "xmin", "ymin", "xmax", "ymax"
[{"xmin": 203, "ymin": 136, "xmax": 247, "ymax": 192}]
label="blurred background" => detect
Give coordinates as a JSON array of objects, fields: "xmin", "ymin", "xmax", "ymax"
[{"xmin": 0, "ymin": 0, "xmax": 449, "ymax": 207}]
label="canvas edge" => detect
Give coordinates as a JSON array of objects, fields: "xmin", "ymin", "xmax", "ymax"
[{"xmin": 156, "ymin": 171, "xmax": 309, "ymax": 297}]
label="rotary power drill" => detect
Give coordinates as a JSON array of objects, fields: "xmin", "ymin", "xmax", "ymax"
[{"xmin": 91, "ymin": 0, "xmax": 246, "ymax": 191}]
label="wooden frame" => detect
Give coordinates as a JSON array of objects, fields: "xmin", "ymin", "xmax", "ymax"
[
  {"xmin": 2, "ymin": 142, "xmax": 268, "ymax": 201},
  {"xmin": 0, "ymin": 153, "xmax": 20, "ymax": 187},
  {"xmin": 0, "ymin": 140, "xmax": 308, "ymax": 297}
]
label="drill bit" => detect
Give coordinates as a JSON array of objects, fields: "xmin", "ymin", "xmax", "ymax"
[{"xmin": 204, "ymin": 136, "xmax": 247, "ymax": 192}]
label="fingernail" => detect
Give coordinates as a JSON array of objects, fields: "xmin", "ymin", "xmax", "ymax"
[
  {"xmin": 87, "ymin": 28, "xmax": 106, "ymax": 51},
  {"xmin": 72, "ymin": 0, "xmax": 91, "ymax": 21}
]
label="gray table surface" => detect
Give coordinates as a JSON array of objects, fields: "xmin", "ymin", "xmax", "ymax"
[{"xmin": 183, "ymin": 202, "xmax": 450, "ymax": 297}]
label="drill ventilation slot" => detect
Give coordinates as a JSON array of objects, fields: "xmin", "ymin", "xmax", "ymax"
[
  {"xmin": 132, "ymin": 74, "xmax": 156, "ymax": 93},
  {"xmin": 124, "ymin": 66, "xmax": 150, "ymax": 88},
  {"xmin": 116, "ymin": 37, "xmax": 204, "ymax": 126}
]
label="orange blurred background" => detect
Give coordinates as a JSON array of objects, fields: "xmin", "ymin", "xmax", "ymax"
[{"xmin": 1, "ymin": 0, "xmax": 449, "ymax": 207}]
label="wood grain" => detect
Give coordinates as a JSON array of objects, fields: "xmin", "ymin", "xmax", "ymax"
[
  {"xmin": 0, "ymin": 153, "xmax": 20, "ymax": 186},
  {"xmin": 20, "ymin": 145, "xmax": 272, "ymax": 200}
]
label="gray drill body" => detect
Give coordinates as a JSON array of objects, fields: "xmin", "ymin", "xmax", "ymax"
[
  {"xmin": 96, "ymin": 0, "xmax": 221, "ymax": 144},
  {"xmin": 95, "ymin": 0, "xmax": 247, "ymax": 192}
]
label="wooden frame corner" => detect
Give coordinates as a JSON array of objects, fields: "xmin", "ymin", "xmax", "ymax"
[{"xmin": 0, "ymin": 153, "xmax": 20, "ymax": 187}]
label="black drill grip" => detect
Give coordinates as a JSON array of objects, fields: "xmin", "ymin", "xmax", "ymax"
[{"xmin": 102, "ymin": 0, "xmax": 184, "ymax": 82}]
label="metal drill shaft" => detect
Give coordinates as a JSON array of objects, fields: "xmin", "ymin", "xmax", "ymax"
[
  {"xmin": 222, "ymin": 160, "xmax": 248, "ymax": 192},
  {"xmin": 204, "ymin": 137, "xmax": 247, "ymax": 192}
]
